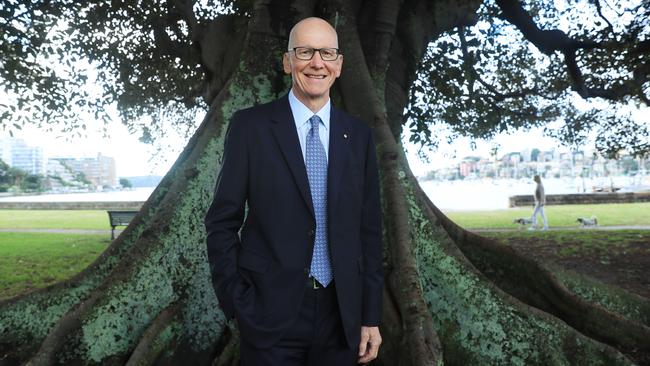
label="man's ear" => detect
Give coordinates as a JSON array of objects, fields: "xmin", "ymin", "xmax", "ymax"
[
  {"xmin": 335, "ymin": 55, "xmax": 343, "ymax": 78},
  {"xmin": 282, "ymin": 53, "xmax": 291, "ymax": 74}
]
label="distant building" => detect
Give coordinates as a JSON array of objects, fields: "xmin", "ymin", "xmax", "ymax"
[
  {"xmin": 0, "ymin": 137, "xmax": 45, "ymax": 175},
  {"xmin": 45, "ymin": 159, "xmax": 81, "ymax": 190},
  {"xmin": 50, "ymin": 153, "xmax": 117, "ymax": 188},
  {"xmin": 459, "ymin": 156, "xmax": 480, "ymax": 178}
]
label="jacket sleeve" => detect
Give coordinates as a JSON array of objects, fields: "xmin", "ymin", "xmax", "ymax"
[
  {"xmin": 204, "ymin": 111, "xmax": 248, "ymax": 319},
  {"xmin": 360, "ymin": 129, "xmax": 384, "ymax": 326}
]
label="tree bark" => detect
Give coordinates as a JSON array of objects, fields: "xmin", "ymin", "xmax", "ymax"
[{"xmin": 1, "ymin": 1, "xmax": 648, "ymax": 365}]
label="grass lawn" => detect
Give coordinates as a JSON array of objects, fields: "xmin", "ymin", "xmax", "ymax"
[
  {"xmin": 0, "ymin": 232, "xmax": 110, "ymax": 300},
  {"xmin": 0, "ymin": 210, "xmax": 110, "ymax": 230},
  {"xmin": 445, "ymin": 202, "xmax": 650, "ymax": 229}
]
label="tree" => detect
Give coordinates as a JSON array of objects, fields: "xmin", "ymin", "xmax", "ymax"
[
  {"xmin": 19, "ymin": 173, "xmax": 44, "ymax": 192},
  {"xmin": 1, "ymin": 1, "xmax": 650, "ymax": 365},
  {"xmin": 119, "ymin": 178, "xmax": 133, "ymax": 189},
  {"xmin": 0, "ymin": 159, "xmax": 31, "ymax": 192}
]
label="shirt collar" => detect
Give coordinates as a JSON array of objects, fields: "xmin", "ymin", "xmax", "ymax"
[{"xmin": 288, "ymin": 89, "xmax": 330, "ymax": 131}]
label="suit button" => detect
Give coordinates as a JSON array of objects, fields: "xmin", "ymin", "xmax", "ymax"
[{"xmin": 308, "ymin": 229, "xmax": 315, "ymax": 237}]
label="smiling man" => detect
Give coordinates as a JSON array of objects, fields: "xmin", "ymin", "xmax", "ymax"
[{"xmin": 205, "ymin": 17, "xmax": 383, "ymax": 365}]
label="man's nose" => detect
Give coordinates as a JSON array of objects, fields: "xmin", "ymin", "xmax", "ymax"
[{"xmin": 308, "ymin": 51, "xmax": 325, "ymax": 67}]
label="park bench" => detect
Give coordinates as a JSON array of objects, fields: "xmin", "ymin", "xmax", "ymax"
[{"xmin": 107, "ymin": 210, "xmax": 138, "ymax": 240}]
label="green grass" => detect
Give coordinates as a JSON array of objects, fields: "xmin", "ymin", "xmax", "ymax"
[
  {"xmin": 1, "ymin": 205, "xmax": 647, "ymax": 300},
  {"xmin": 0, "ymin": 210, "xmax": 109, "ymax": 229},
  {"xmin": 0, "ymin": 232, "xmax": 110, "ymax": 300},
  {"xmin": 444, "ymin": 202, "xmax": 650, "ymax": 229}
]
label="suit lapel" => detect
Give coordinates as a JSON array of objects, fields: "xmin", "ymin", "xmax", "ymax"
[
  {"xmin": 327, "ymin": 107, "xmax": 350, "ymax": 213},
  {"xmin": 269, "ymin": 96, "xmax": 315, "ymax": 218}
]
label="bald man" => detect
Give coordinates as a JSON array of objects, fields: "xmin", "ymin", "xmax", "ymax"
[{"xmin": 205, "ymin": 17, "xmax": 383, "ymax": 365}]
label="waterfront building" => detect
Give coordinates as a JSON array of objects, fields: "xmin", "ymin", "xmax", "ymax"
[
  {"xmin": 52, "ymin": 153, "xmax": 118, "ymax": 188},
  {"xmin": 0, "ymin": 137, "xmax": 46, "ymax": 175}
]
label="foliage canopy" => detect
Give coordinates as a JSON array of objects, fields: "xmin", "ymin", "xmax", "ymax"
[{"xmin": 1, "ymin": 0, "xmax": 648, "ymax": 156}]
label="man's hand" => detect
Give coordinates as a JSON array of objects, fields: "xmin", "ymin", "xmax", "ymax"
[{"xmin": 358, "ymin": 326, "xmax": 381, "ymax": 364}]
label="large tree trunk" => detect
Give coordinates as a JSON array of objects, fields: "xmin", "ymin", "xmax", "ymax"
[{"xmin": 1, "ymin": 1, "xmax": 649, "ymax": 365}]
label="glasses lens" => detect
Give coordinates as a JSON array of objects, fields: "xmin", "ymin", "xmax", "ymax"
[
  {"xmin": 295, "ymin": 48, "xmax": 314, "ymax": 60},
  {"xmin": 320, "ymin": 48, "xmax": 338, "ymax": 61}
]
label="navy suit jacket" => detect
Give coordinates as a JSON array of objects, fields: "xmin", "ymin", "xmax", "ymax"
[{"xmin": 204, "ymin": 95, "xmax": 383, "ymax": 349}]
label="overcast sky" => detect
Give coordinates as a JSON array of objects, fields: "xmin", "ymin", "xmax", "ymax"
[{"xmin": 1, "ymin": 113, "xmax": 568, "ymax": 178}]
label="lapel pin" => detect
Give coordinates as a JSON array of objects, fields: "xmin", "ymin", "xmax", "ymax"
[{"xmin": 343, "ymin": 133, "xmax": 348, "ymax": 139}]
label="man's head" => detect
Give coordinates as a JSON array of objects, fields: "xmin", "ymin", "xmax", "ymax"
[
  {"xmin": 533, "ymin": 175, "xmax": 541, "ymax": 183},
  {"xmin": 283, "ymin": 17, "xmax": 343, "ymax": 112}
]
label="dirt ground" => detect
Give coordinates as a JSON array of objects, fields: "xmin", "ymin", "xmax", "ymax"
[{"xmin": 503, "ymin": 233, "xmax": 650, "ymax": 300}]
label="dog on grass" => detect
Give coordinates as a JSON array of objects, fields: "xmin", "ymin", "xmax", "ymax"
[
  {"xmin": 576, "ymin": 216, "xmax": 598, "ymax": 227},
  {"xmin": 513, "ymin": 217, "xmax": 533, "ymax": 229}
]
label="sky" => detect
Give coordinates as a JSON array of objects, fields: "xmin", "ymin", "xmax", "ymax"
[
  {"xmin": 1, "ymin": 112, "xmax": 568, "ymax": 178},
  {"xmin": 0, "ymin": 117, "xmax": 185, "ymax": 177}
]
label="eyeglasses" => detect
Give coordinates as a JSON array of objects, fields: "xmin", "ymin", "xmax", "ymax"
[{"xmin": 288, "ymin": 47, "xmax": 341, "ymax": 61}]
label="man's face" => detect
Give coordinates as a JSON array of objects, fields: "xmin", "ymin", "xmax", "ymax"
[{"xmin": 283, "ymin": 19, "xmax": 343, "ymax": 108}]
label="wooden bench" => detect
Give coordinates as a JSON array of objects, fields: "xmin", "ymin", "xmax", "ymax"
[{"xmin": 107, "ymin": 210, "xmax": 138, "ymax": 240}]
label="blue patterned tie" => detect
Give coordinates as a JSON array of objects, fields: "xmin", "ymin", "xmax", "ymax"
[{"xmin": 306, "ymin": 115, "xmax": 333, "ymax": 287}]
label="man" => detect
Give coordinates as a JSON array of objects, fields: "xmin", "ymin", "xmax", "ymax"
[
  {"xmin": 204, "ymin": 17, "xmax": 383, "ymax": 365},
  {"xmin": 529, "ymin": 174, "xmax": 549, "ymax": 231}
]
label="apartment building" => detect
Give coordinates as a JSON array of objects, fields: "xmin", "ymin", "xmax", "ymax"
[{"xmin": 0, "ymin": 137, "xmax": 46, "ymax": 175}]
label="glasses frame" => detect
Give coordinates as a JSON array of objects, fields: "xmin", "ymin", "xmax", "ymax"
[{"xmin": 288, "ymin": 47, "xmax": 341, "ymax": 61}]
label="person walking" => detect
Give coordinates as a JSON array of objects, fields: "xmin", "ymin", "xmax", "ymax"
[{"xmin": 529, "ymin": 174, "xmax": 549, "ymax": 231}]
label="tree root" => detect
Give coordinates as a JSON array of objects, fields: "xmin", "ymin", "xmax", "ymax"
[
  {"xmin": 411, "ymin": 175, "xmax": 650, "ymax": 364},
  {"xmin": 125, "ymin": 303, "xmax": 181, "ymax": 366},
  {"xmin": 381, "ymin": 138, "xmax": 443, "ymax": 366},
  {"xmin": 212, "ymin": 324, "xmax": 240, "ymax": 366}
]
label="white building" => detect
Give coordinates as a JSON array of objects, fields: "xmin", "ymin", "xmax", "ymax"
[
  {"xmin": 51, "ymin": 153, "xmax": 117, "ymax": 188},
  {"xmin": 0, "ymin": 137, "xmax": 45, "ymax": 175}
]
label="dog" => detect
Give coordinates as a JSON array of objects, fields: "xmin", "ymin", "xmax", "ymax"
[
  {"xmin": 513, "ymin": 217, "xmax": 533, "ymax": 229},
  {"xmin": 576, "ymin": 216, "xmax": 598, "ymax": 227}
]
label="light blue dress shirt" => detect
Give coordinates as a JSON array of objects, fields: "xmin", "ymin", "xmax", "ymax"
[{"xmin": 288, "ymin": 89, "xmax": 330, "ymax": 162}]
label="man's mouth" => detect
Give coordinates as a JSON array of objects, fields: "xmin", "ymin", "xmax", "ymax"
[{"xmin": 306, "ymin": 74, "xmax": 326, "ymax": 79}]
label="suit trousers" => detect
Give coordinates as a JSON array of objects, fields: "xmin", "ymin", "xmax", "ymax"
[{"xmin": 240, "ymin": 281, "xmax": 358, "ymax": 366}]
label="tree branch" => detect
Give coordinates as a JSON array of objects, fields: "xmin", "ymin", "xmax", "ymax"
[
  {"xmin": 356, "ymin": 0, "xmax": 403, "ymax": 73},
  {"xmin": 495, "ymin": 0, "xmax": 600, "ymax": 55},
  {"xmin": 169, "ymin": 0, "xmax": 199, "ymax": 37},
  {"xmin": 381, "ymin": 0, "xmax": 482, "ymax": 139},
  {"xmin": 591, "ymin": 0, "xmax": 615, "ymax": 35},
  {"xmin": 495, "ymin": 0, "xmax": 649, "ymax": 105},
  {"xmin": 195, "ymin": 14, "xmax": 247, "ymax": 103},
  {"xmin": 457, "ymin": 27, "xmax": 557, "ymax": 103},
  {"xmin": 150, "ymin": 16, "xmax": 198, "ymax": 63}
]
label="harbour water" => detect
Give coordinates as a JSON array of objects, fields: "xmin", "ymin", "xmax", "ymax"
[
  {"xmin": 421, "ymin": 176, "xmax": 649, "ymax": 210},
  {"xmin": 0, "ymin": 176, "xmax": 647, "ymax": 211},
  {"xmin": 0, "ymin": 187, "xmax": 156, "ymax": 203}
]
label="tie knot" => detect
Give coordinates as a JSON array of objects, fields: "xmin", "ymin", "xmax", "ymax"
[{"xmin": 309, "ymin": 115, "xmax": 321, "ymax": 131}]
